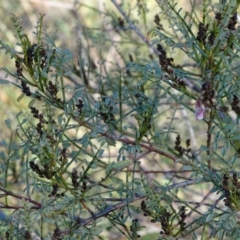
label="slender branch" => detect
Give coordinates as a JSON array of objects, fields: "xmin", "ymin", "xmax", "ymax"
[
  {"xmin": 186, "ymin": 189, "xmax": 213, "ymax": 218},
  {"xmin": 74, "ymin": 117, "xmax": 178, "ymax": 162},
  {"xmin": 0, "ymin": 187, "xmax": 41, "ymax": 207},
  {"xmin": 0, "ymin": 205, "xmax": 40, "ymax": 210},
  {"xmin": 59, "ymin": 178, "xmax": 204, "ymax": 236}
]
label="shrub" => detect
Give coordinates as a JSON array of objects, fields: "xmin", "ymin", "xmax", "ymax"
[{"xmin": 1, "ymin": 0, "xmax": 240, "ymax": 239}]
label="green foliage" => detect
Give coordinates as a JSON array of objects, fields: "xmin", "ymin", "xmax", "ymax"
[{"xmin": 1, "ymin": 0, "xmax": 240, "ymax": 239}]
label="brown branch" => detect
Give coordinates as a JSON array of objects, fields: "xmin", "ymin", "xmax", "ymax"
[
  {"xmin": 186, "ymin": 189, "xmax": 213, "ymax": 218},
  {"xmin": 74, "ymin": 117, "xmax": 177, "ymax": 162},
  {"xmin": 0, "ymin": 187, "xmax": 41, "ymax": 207},
  {"xmin": 59, "ymin": 178, "xmax": 204, "ymax": 236},
  {"xmin": 0, "ymin": 205, "xmax": 40, "ymax": 210}
]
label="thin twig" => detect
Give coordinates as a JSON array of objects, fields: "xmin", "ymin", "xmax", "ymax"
[
  {"xmin": 110, "ymin": 0, "xmax": 158, "ymax": 55},
  {"xmin": 0, "ymin": 187, "xmax": 41, "ymax": 207},
  {"xmin": 186, "ymin": 189, "xmax": 213, "ymax": 218}
]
